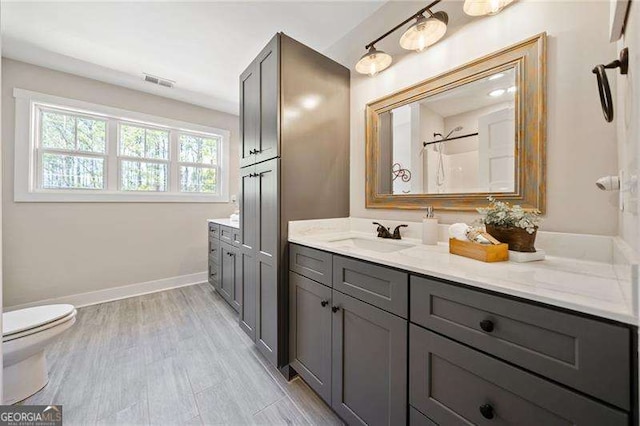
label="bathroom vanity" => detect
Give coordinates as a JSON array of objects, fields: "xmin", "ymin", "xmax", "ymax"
[
  {"xmin": 208, "ymin": 219, "xmax": 242, "ymax": 312},
  {"xmin": 287, "ymin": 219, "xmax": 638, "ymax": 426}
]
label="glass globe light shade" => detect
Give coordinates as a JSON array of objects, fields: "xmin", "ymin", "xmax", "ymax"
[
  {"xmin": 355, "ymin": 46, "xmax": 393, "ymax": 76},
  {"xmin": 463, "ymin": 0, "xmax": 515, "ymax": 16},
  {"xmin": 399, "ymin": 12, "xmax": 449, "ymax": 52}
]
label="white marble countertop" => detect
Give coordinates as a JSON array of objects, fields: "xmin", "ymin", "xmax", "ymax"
[
  {"xmin": 207, "ymin": 218, "xmax": 240, "ymax": 229},
  {"xmin": 289, "ymin": 218, "xmax": 638, "ymax": 326}
]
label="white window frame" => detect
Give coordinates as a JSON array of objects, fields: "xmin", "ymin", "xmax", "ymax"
[{"xmin": 14, "ymin": 88, "xmax": 230, "ymax": 203}]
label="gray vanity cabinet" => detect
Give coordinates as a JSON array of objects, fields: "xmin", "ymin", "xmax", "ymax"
[
  {"xmin": 411, "ymin": 275, "xmax": 631, "ymax": 410},
  {"xmin": 410, "ymin": 325, "xmax": 628, "ymax": 426},
  {"xmin": 239, "ymin": 250, "xmax": 257, "ymax": 340},
  {"xmin": 208, "ymin": 223, "xmax": 220, "ymax": 290},
  {"xmin": 219, "ymin": 243, "xmax": 240, "ymax": 312},
  {"xmin": 254, "ymin": 158, "xmax": 280, "ymax": 365},
  {"xmin": 331, "ymin": 290, "xmax": 407, "ymax": 426},
  {"xmin": 289, "ymin": 272, "xmax": 333, "ymax": 403},
  {"xmin": 239, "ymin": 167, "xmax": 258, "ymax": 339},
  {"xmin": 239, "ymin": 61, "xmax": 258, "ymax": 168},
  {"xmin": 239, "ymin": 158, "xmax": 279, "ymax": 365},
  {"xmin": 239, "ymin": 33, "xmax": 349, "ymax": 368},
  {"xmin": 208, "ymin": 222, "xmax": 241, "ymax": 313},
  {"xmin": 239, "ymin": 36, "xmax": 279, "ymax": 168},
  {"xmin": 288, "ymin": 244, "xmax": 637, "ymax": 425},
  {"xmin": 288, "ymin": 244, "xmax": 408, "ymax": 426}
]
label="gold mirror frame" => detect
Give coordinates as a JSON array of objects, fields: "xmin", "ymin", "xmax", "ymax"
[{"xmin": 365, "ymin": 33, "xmax": 546, "ymax": 212}]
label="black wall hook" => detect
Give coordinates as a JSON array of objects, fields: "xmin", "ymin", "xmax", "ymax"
[{"xmin": 592, "ymin": 47, "xmax": 629, "ymax": 123}]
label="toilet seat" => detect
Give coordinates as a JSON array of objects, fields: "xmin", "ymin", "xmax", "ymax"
[
  {"xmin": 3, "ymin": 311, "xmax": 76, "ymax": 342},
  {"xmin": 3, "ymin": 304, "xmax": 76, "ymax": 341}
]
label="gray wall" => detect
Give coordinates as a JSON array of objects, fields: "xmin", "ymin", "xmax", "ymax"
[{"xmin": 2, "ymin": 58, "xmax": 239, "ymax": 307}]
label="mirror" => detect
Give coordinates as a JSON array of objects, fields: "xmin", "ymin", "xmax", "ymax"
[
  {"xmin": 379, "ymin": 67, "xmax": 516, "ymax": 195},
  {"xmin": 366, "ymin": 33, "xmax": 546, "ymax": 211}
]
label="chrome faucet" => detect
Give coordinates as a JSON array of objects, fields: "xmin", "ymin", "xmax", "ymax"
[{"xmin": 373, "ymin": 222, "xmax": 408, "ymax": 240}]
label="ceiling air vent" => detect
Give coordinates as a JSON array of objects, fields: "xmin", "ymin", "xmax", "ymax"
[{"xmin": 143, "ymin": 73, "xmax": 175, "ymax": 88}]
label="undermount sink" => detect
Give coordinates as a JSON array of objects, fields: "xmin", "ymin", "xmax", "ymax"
[{"xmin": 327, "ymin": 237, "xmax": 414, "ymax": 253}]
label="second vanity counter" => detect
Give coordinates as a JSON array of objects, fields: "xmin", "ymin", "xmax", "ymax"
[
  {"xmin": 288, "ymin": 218, "xmax": 638, "ymax": 325},
  {"xmin": 207, "ymin": 218, "xmax": 240, "ymax": 229}
]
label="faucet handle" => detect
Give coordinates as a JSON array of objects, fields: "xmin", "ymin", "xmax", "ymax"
[
  {"xmin": 372, "ymin": 222, "xmax": 391, "ymax": 238},
  {"xmin": 392, "ymin": 224, "xmax": 408, "ymax": 239}
]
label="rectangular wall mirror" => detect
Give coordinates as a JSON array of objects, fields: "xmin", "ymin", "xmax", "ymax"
[{"xmin": 366, "ymin": 33, "xmax": 546, "ymax": 211}]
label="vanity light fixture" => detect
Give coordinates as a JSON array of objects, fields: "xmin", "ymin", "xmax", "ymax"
[
  {"xmin": 489, "ymin": 88, "xmax": 506, "ymax": 97},
  {"xmin": 463, "ymin": 0, "xmax": 515, "ymax": 16},
  {"xmin": 355, "ymin": 46, "xmax": 393, "ymax": 76},
  {"xmin": 355, "ymin": 0, "xmax": 445, "ymax": 76},
  {"xmin": 399, "ymin": 11, "xmax": 449, "ymax": 52}
]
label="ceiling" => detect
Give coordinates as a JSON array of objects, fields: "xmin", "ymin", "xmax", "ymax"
[
  {"xmin": 1, "ymin": 1, "xmax": 385, "ymax": 115},
  {"xmin": 420, "ymin": 67, "xmax": 517, "ymax": 116}
]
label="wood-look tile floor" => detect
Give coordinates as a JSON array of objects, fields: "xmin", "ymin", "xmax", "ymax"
[{"xmin": 22, "ymin": 283, "xmax": 343, "ymax": 426}]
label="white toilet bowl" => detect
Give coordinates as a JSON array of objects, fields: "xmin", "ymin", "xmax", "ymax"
[{"xmin": 3, "ymin": 304, "xmax": 77, "ymax": 404}]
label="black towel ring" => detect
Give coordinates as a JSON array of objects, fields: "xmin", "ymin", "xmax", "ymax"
[{"xmin": 592, "ymin": 48, "xmax": 628, "ymax": 123}]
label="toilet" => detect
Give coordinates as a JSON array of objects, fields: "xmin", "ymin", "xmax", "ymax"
[{"xmin": 3, "ymin": 304, "xmax": 77, "ymax": 404}]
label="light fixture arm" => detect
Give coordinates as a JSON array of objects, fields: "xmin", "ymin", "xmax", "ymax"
[{"xmin": 364, "ymin": 0, "xmax": 442, "ymax": 50}]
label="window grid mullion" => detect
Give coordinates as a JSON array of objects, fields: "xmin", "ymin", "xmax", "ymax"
[
  {"xmin": 170, "ymin": 131, "xmax": 179, "ymax": 193},
  {"xmin": 38, "ymin": 148, "xmax": 107, "ymax": 159},
  {"xmin": 74, "ymin": 116, "xmax": 79, "ymax": 151},
  {"xmin": 177, "ymin": 162, "xmax": 217, "ymax": 168},
  {"xmin": 107, "ymin": 119, "xmax": 118, "ymax": 191}
]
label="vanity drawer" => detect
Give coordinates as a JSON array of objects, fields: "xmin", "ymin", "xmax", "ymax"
[
  {"xmin": 220, "ymin": 225, "xmax": 240, "ymax": 247},
  {"xmin": 289, "ymin": 244, "xmax": 332, "ymax": 286},
  {"xmin": 410, "ymin": 276, "xmax": 631, "ymax": 409},
  {"xmin": 333, "ymin": 255, "xmax": 408, "ymax": 318},
  {"xmin": 208, "ymin": 222, "xmax": 220, "ymax": 239},
  {"xmin": 208, "ymin": 239, "xmax": 220, "ymax": 262},
  {"xmin": 410, "ymin": 325, "xmax": 628, "ymax": 426}
]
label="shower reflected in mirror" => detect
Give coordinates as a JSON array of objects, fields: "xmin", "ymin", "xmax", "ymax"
[{"xmin": 377, "ymin": 67, "xmax": 516, "ymax": 195}]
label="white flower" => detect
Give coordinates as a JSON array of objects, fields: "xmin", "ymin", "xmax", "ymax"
[{"xmin": 476, "ymin": 196, "xmax": 541, "ymax": 231}]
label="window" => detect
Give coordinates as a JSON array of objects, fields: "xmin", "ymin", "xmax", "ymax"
[
  {"xmin": 119, "ymin": 123, "xmax": 169, "ymax": 192},
  {"xmin": 14, "ymin": 89, "xmax": 230, "ymax": 202},
  {"xmin": 178, "ymin": 133, "xmax": 219, "ymax": 193},
  {"xmin": 39, "ymin": 109, "xmax": 107, "ymax": 190}
]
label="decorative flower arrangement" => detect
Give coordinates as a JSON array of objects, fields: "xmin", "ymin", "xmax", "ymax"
[{"xmin": 477, "ymin": 197, "xmax": 541, "ymax": 234}]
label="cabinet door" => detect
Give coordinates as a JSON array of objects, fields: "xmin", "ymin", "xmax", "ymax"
[
  {"xmin": 239, "ymin": 166, "xmax": 257, "ymax": 339},
  {"xmin": 240, "ymin": 167, "xmax": 257, "ymax": 252},
  {"xmin": 254, "ymin": 36, "xmax": 279, "ymax": 165},
  {"xmin": 239, "ymin": 63, "xmax": 259, "ymax": 168},
  {"xmin": 255, "ymin": 158, "xmax": 280, "ymax": 366},
  {"xmin": 289, "ymin": 272, "xmax": 332, "ymax": 404},
  {"xmin": 232, "ymin": 245, "xmax": 242, "ymax": 312},
  {"xmin": 239, "ymin": 250, "xmax": 256, "ymax": 340},
  {"xmin": 219, "ymin": 244, "xmax": 239, "ymax": 312},
  {"xmin": 208, "ymin": 260, "xmax": 218, "ymax": 288},
  {"xmin": 331, "ymin": 290, "xmax": 407, "ymax": 426}
]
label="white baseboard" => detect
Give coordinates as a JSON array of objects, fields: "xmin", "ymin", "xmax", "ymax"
[{"xmin": 5, "ymin": 272, "xmax": 208, "ymax": 312}]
